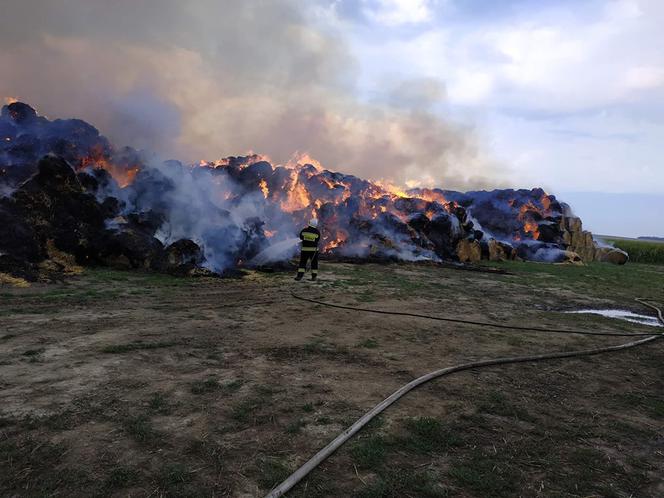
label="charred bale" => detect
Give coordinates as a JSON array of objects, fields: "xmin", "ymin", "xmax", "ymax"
[
  {"xmin": 1, "ymin": 102, "xmax": 113, "ymax": 171},
  {"xmin": 479, "ymin": 239, "xmax": 490, "ymax": 260},
  {"xmin": 77, "ymin": 168, "xmax": 118, "ymax": 196},
  {"xmin": 129, "ymin": 167, "xmax": 176, "ymax": 213},
  {"xmin": 100, "ymin": 197, "xmax": 122, "ymax": 219},
  {"xmin": 394, "ymin": 197, "xmax": 427, "ymax": 214},
  {"xmin": 158, "ymin": 239, "xmax": 205, "ymax": 275},
  {"xmin": 0, "ymin": 200, "xmax": 45, "ymax": 263},
  {"xmin": 100, "ymin": 229, "xmax": 164, "ymax": 269},
  {"xmin": 0, "ymin": 254, "xmax": 40, "ymax": 282},
  {"xmin": 407, "ymin": 212, "xmax": 430, "ymax": 233},
  {"xmin": 1, "ymin": 102, "xmax": 40, "ymax": 124},
  {"xmin": 515, "ymin": 241, "xmax": 540, "ymax": 261},
  {"xmin": 238, "ymin": 161, "xmax": 274, "ymax": 188},
  {"xmin": 537, "ymin": 221, "xmax": 562, "ymax": 243},
  {"xmin": 426, "ymin": 213, "xmax": 461, "ymax": 259},
  {"xmin": 126, "ymin": 211, "xmax": 165, "ymax": 235},
  {"xmin": 18, "ymin": 154, "xmax": 83, "ymax": 195},
  {"xmin": 11, "ymin": 155, "xmax": 108, "ymax": 263},
  {"xmin": 238, "ymin": 217, "xmax": 269, "ymax": 261}
]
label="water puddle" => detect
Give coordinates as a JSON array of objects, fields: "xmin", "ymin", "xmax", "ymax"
[{"xmin": 564, "ymin": 309, "xmax": 662, "ymax": 328}]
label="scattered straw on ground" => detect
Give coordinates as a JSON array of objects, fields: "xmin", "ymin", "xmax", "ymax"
[
  {"xmin": 0, "ymin": 272, "xmax": 30, "ymax": 288},
  {"xmin": 43, "ymin": 240, "xmax": 84, "ymax": 275}
]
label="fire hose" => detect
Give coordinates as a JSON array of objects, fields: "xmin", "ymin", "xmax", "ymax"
[
  {"xmin": 290, "ymin": 292, "xmax": 655, "ymax": 337},
  {"xmin": 265, "ymin": 297, "xmax": 663, "ymax": 498}
]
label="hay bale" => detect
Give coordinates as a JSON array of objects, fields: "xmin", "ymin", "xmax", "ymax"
[{"xmin": 456, "ymin": 239, "xmax": 482, "ymax": 263}]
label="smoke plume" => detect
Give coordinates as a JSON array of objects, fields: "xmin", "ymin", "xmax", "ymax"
[{"xmin": 0, "ymin": 0, "xmax": 502, "ymax": 190}]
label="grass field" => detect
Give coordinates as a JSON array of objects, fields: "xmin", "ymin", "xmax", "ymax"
[
  {"xmin": 1, "ymin": 261, "xmax": 663, "ymax": 497},
  {"xmin": 602, "ymin": 237, "xmax": 664, "ymax": 265}
]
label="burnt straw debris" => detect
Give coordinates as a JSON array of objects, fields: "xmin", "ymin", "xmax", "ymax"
[{"xmin": 0, "ymin": 102, "xmax": 627, "ymax": 282}]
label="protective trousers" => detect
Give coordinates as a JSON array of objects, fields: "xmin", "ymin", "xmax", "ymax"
[{"xmin": 297, "ymin": 250, "xmax": 318, "ymax": 276}]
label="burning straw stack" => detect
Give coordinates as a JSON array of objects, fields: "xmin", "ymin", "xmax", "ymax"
[{"xmin": 0, "ymin": 102, "xmax": 627, "ymax": 284}]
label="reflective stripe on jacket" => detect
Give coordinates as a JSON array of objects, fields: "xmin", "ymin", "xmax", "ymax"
[{"xmin": 300, "ymin": 226, "xmax": 320, "ymax": 252}]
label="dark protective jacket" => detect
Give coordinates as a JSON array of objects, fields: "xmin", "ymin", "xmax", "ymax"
[{"xmin": 299, "ymin": 226, "xmax": 321, "ymax": 252}]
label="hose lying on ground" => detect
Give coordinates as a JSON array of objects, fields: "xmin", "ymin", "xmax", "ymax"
[
  {"xmin": 265, "ymin": 298, "xmax": 663, "ymax": 498},
  {"xmin": 291, "ymin": 292, "xmax": 657, "ymax": 337},
  {"xmin": 437, "ymin": 261, "xmax": 513, "ymax": 275}
]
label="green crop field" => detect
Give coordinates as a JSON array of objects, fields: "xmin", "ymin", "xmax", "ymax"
[{"xmin": 603, "ymin": 238, "xmax": 664, "ymax": 265}]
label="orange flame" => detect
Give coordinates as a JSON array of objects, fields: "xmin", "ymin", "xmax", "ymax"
[
  {"xmin": 259, "ymin": 179, "xmax": 269, "ymax": 199},
  {"xmin": 323, "ymin": 230, "xmax": 348, "ymax": 251},
  {"xmin": 416, "ymin": 189, "xmax": 447, "ymax": 204},
  {"xmin": 518, "ymin": 202, "xmax": 543, "ymax": 240},
  {"xmin": 522, "ymin": 220, "xmax": 540, "ymax": 239},
  {"xmin": 65, "ymin": 148, "xmax": 561, "ymax": 248},
  {"xmin": 79, "ymin": 147, "xmax": 140, "ymax": 188},
  {"xmin": 374, "ymin": 180, "xmax": 408, "ymax": 198},
  {"xmin": 286, "ymin": 152, "xmax": 324, "ymax": 171},
  {"xmin": 280, "ymin": 172, "xmax": 311, "ymax": 212}
]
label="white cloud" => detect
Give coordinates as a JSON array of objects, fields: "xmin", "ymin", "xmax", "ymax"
[
  {"xmin": 446, "ymin": 69, "xmax": 493, "ymax": 104},
  {"xmin": 362, "ymin": 0, "xmax": 437, "ymax": 26},
  {"xmin": 624, "ymin": 66, "xmax": 664, "ymax": 91},
  {"xmin": 355, "ymin": 0, "xmax": 664, "ymax": 110},
  {"xmin": 604, "ymin": 0, "xmax": 643, "ymax": 19},
  {"xmin": 346, "ymin": 0, "xmax": 664, "ymax": 196}
]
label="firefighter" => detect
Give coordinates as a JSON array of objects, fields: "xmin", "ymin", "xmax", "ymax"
[{"xmin": 295, "ymin": 218, "xmax": 320, "ymax": 281}]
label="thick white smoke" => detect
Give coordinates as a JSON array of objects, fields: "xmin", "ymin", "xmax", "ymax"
[{"xmin": 112, "ymin": 160, "xmax": 299, "ymax": 272}]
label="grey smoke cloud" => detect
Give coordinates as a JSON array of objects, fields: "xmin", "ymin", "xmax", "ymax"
[{"xmin": 0, "ymin": 0, "xmax": 502, "ymax": 189}]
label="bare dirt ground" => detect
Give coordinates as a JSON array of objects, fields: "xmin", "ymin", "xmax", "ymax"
[{"xmin": 1, "ymin": 261, "xmax": 663, "ymax": 497}]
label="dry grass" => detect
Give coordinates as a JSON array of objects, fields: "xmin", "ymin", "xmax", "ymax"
[{"xmin": 0, "ymin": 262, "xmax": 662, "ymax": 497}]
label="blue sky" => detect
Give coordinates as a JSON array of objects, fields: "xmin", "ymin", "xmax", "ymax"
[
  {"xmin": 1, "ymin": 0, "xmax": 662, "ymax": 236},
  {"xmin": 317, "ymin": 0, "xmax": 664, "ymax": 235}
]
